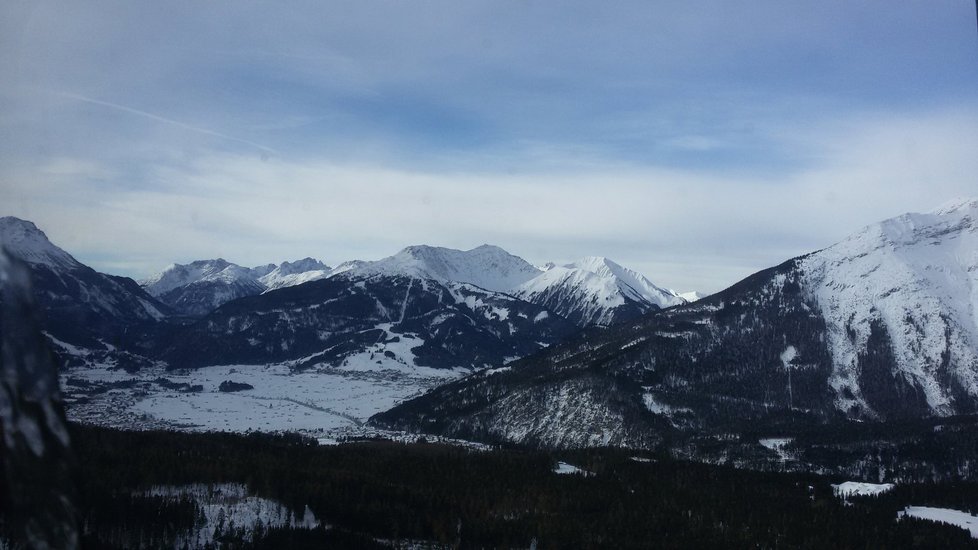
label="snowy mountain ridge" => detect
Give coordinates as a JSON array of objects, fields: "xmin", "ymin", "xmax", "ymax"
[
  {"xmin": 374, "ymin": 199, "xmax": 978, "ymax": 447},
  {"xmin": 339, "ymin": 246, "xmax": 688, "ymax": 327},
  {"xmin": 141, "ymin": 259, "xmax": 260, "ymax": 297},
  {"xmin": 0, "ymin": 217, "xmax": 81, "ymax": 270},
  {"xmin": 0, "ymin": 216, "xmax": 167, "ymax": 347},
  {"xmin": 141, "ymin": 257, "xmax": 332, "ymax": 315},
  {"xmin": 259, "ymin": 257, "xmax": 332, "ymax": 292},
  {"xmin": 344, "ymin": 244, "xmax": 543, "ymax": 292},
  {"xmin": 801, "ymin": 197, "xmax": 978, "ymax": 416}
]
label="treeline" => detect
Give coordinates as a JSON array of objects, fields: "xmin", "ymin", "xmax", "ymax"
[{"xmin": 61, "ymin": 425, "xmax": 978, "ymax": 549}]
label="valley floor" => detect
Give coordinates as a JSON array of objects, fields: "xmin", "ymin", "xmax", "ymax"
[{"xmin": 60, "ymin": 359, "xmax": 467, "ymax": 440}]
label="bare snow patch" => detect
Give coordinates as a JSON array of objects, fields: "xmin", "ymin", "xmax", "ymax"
[
  {"xmin": 831, "ymin": 481, "xmax": 895, "ymax": 498},
  {"xmin": 642, "ymin": 393, "xmax": 690, "ymax": 416},
  {"xmin": 780, "ymin": 346, "xmax": 798, "ymax": 367},
  {"xmin": 553, "ymin": 462, "xmax": 591, "ymax": 476}
]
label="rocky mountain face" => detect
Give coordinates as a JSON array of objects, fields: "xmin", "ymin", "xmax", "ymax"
[
  {"xmin": 372, "ymin": 200, "xmax": 978, "ymax": 448},
  {"xmin": 258, "ymin": 258, "xmax": 331, "ymax": 292},
  {"xmin": 141, "ymin": 258, "xmax": 332, "ymax": 316},
  {"xmin": 0, "ymin": 217, "xmax": 168, "ymax": 349}
]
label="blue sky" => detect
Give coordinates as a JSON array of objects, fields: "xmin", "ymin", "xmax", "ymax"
[{"xmin": 1, "ymin": 1, "xmax": 977, "ymax": 292}]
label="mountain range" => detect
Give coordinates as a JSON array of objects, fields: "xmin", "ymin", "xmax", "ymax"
[
  {"xmin": 139, "ymin": 257, "xmax": 333, "ymax": 316},
  {"xmin": 151, "ymin": 244, "xmax": 689, "ymax": 371},
  {"xmin": 0, "ymin": 216, "xmax": 691, "ymax": 376},
  {"xmin": 373, "ymin": 199, "xmax": 978, "ymax": 447},
  {"xmin": 137, "ymin": 244, "xmax": 694, "ymax": 324},
  {"xmin": 2, "ymin": 199, "xmax": 975, "ymax": 450}
]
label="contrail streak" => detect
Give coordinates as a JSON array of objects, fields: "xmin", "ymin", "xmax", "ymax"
[{"xmin": 56, "ymin": 91, "xmax": 276, "ymax": 154}]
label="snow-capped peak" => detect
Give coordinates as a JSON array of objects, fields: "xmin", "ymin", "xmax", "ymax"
[
  {"xmin": 826, "ymin": 197, "xmax": 976, "ymax": 260},
  {"xmin": 563, "ymin": 256, "xmax": 684, "ymax": 308},
  {"xmin": 0, "ymin": 216, "xmax": 80, "ymax": 270},
  {"xmin": 514, "ymin": 256, "xmax": 685, "ymax": 326},
  {"xmin": 802, "ymin": 198, "xmax": 978, "ymax": 416},
  {"xmin": 141, "ymin": 259, "xmax": 259, "ymax": 297},
  {"xmin": 345, "ymin": 244, "xmax": 543, "ymax": 292}
]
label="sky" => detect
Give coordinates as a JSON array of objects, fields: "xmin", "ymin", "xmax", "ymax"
[{"xmin": 1, "ymin": 1, "xmax": 977, "ymax": 293}]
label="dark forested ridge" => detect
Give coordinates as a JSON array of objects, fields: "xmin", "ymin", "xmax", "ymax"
[{"xmin": 14, "ymin": 424, "xmax": 977, "ymax": 549}]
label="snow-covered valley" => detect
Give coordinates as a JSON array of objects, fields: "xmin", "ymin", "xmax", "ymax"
[{"xmin": 60, "ymin": 353, "xmax": 467, "ymax": 439}]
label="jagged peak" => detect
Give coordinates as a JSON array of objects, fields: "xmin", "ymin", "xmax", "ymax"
[
  {"xmin": 257, "ymin": 258, "xmax": 334, "ymax": 292},
  {"xmin": 273, "ymin": 257, "xmax": 329, "ymax": 274},
  {"xmin": 189, "ymin": 258, "xmax": 231, "ymax": 268}
]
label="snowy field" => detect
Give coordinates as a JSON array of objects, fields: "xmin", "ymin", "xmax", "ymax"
[
  {"xmin": 898, "ymin": 506, "xmax": 978, "ymax": 539},
  {"xmin": 553, "ymin": 462, "xmax": 591, "ymax": 476},
  {"xmin": 831, "ymin": 481, "xmax": 895, "ymax": 498},
  {"xmin": 61, "ymin": 351, "xmax": 467, "ymax": 439}
]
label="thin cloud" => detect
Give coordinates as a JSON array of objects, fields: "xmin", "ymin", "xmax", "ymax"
[
  {"xmin": 4, "ymin": 106, "xmax": 975, "ymax": 294},
  {"xmin": 53, "ymin": 91, "xmax": 276, "ymax": 155}
]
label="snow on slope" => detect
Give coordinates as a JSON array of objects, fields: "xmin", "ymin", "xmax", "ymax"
[
  {"xmin": 0, "ymin": 217, "xmax": 167, "ymax": 325},
  {"xmin": 259, "ymin": 257, "xmax": 331, "ymax": 292},
  {"xmin": 141, "ymin": 259, "xmax": 260, "ymax": 297},
  {"xmin": 571, "ymin": 256, "xmax": 683, "ymax": 308},
  {"xmin": 342, "ymin": 247, "xmax": 690, "ymax": 327},
  {"xmin": 141, "ymin": 257, "xmax": 335, "ymax": 314},
  {"xmin": 514, "ymin": 256, "xmax": 685, "ymax": 326},
  {"xmin": 898, "ymin": 506, "xmax": 978, "ymax": 539},
  {"xmin": 677, "ymin": 291, "xmax": 706, "ymax": 302},
  {"xmin": 345, "ymin": 244, "xmax": 543, "ymax": 291},
  {"xmin": 802, "ymin": 198, "xmax": 978, "ymax": 416},
  {"xmin": 141, "ymin": 243, "xmax": 692, "ymax": 327},
  {"xmin": 832, "ymin": 481, "xmax": 895, "ymax": 498},
  {"xmin": 0, "ymin": 217, "xmax": 80, "ymax": 270}
]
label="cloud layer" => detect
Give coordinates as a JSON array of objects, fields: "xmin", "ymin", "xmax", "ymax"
[{"xmin": 1, "ymin": 1, "xmax": 976, "ymax": 292}]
